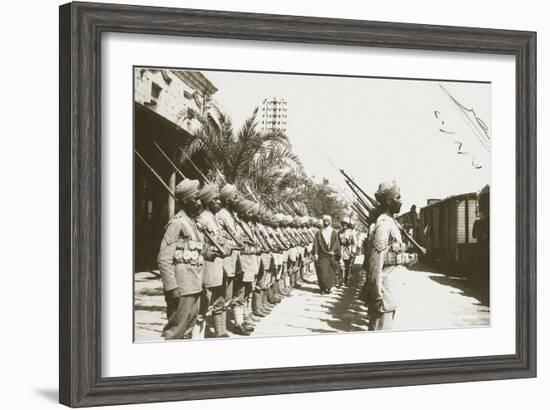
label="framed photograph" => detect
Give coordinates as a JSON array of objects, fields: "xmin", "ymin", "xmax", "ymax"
[{"xmin": 59, "ymin": 1, "xmax": 536, "ymax": 407}]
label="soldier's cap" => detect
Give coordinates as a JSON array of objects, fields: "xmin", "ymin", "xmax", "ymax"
[
  {"xmin": 374, "ymin": 180, "xmax": 400, "ymax": 203},
  {"xmin": 322, "ymin": 215, "xmax": 332, "ymax": 222},
  {"xmin": 198, "ymin": 183, "xmax": 219, "ymax": 204},
  {"xmin": 220, "ymin": 184, "xmax": 237, "ymax": 202},
  {"xmin": 342, "ymin": 216, "xmax": 351, "ymax": 225},
  {"xmin": 175, "ymin": 179, "xmax": 200, "ymax": 201}
]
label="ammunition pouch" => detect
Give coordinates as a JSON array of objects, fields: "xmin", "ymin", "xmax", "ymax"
[
  {"xmin": 241, "ymin": 244, "xmax": 257, "ymax": 255},
  {"xmin": 174, "ymin": 239, "xmax": 204, "ymax": 266},
  {"xmin": 384, "ymin": 251, "xmax": 418, "ymax": 267}
]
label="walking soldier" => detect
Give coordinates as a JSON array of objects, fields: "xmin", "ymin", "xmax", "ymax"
[{"xmin": 338, "ymin": 216, "xmax": 357, "ymax": 285}]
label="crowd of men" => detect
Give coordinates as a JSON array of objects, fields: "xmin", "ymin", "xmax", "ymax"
[
  {"xmin": 158, "ymin": 180, "xmax": 322, "ymax": 339},
  {"xmin": 156, "ymin": 178, "xmax": 417, "ymax": 339}
]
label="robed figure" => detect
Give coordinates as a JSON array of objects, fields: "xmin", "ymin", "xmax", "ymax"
[{"xmin": 313, "ymin": 215, "xmax": 342, "ymax": 294}]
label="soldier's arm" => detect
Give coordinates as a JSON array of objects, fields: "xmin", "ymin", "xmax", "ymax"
[
  {"xmin": 368, "ymin": 225, "xmax": 389, "ymax": 304},
  {"xmin": 157, "ymin": 221, "xmax": 181, "ymax": 293}
]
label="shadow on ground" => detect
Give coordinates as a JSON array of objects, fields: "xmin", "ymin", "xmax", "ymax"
[{"xmin": 428, "ymin": 275, "xmax": 489, "ymax": 307}]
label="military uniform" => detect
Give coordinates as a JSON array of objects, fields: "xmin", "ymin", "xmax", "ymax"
[
  {"xmin": 251, "ymin": 214, "xmax": 276, "ymax": 316},
  {"xmin": 234, "ymin": 200, "xmax": 263, "ymax": 330},
  {"xmin": 338, "ymin": 219, "xmax": 357, "ymax": 285},
  {"xmin": 216, "ymin": 206, "xmax": 241, "ymax": 326},
  {"xmin": 157, "ymin": 180, "xmax": 205, "ymax": 340},
  {"xmin": 366, "ymin": 213, "xmax": 416, "ymax": 330},
  {"xmin": 196, "ymin": 184, "xmax": 230, "ymax": 338}
]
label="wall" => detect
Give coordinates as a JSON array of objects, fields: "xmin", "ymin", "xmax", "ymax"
[{"xmin": 0, "ymin": 0, "xmax": 546, "ymax": 409}]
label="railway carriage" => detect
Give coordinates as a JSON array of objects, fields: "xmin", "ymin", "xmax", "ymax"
[{"xmin": 398, "ymin": 189, "xmax": 489, "ymax": 288}]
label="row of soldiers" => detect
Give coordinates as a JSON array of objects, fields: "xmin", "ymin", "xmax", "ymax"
[{"xmin": 157, "ymin": 179, "xmax": 321, "ymax": 339}]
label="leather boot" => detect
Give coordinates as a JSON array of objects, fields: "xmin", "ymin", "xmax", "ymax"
[
  {"xmin": 273, "ymin": 281, "xmax": 284, "ymax": 302},
  {"xmin": 242, "ymin": 304, "xmax": 255, "ymax": 331},
  {"xmin": 271, "ymin": 282, "xmax": 284, "ymax": 301},
  {"xmin": 295, "ymin": 270, "xmax": 302, "ymax": 287},
  {"xmin": 267, "ymin": 284, "xmax": 278, "ymax": 304},
  {"xmin": 261, "ymin": 291, "xmax": 273, "ymax": 314},
  {"xmin": 191, "ymin": 317, "xmax": 206, "ymax": 339},
  {"xmin": 232, "ymin": 305, "xmax": 252, "ymax": 335},
  {"xmin": 245, "ymin": 298, "xmax": 260, "ymax": 324},
  {"xmin": 279, "ymin": 278, "xmax": 291, "ymax": 296},
  {"xmin": 213, "ymin": 312, "xmax": 229, "ymax": 337},
  {"xmin": 275, "ymin": 282, "xmax": 284, "ymax": 300},
  {"xmin": 264, "ymin": 288, "xmax": 275, "ymax": 308},
  {"xmin": 252, "ymin": 292, "xmax": 266, "ymax": 317}
]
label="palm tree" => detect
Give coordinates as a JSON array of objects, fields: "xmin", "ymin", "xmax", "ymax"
[{"xmin": 181, "ymin": 104, "xmax": 305, "ymax": 204}]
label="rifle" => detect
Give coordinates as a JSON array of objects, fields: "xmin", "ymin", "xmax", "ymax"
[
  {"xmin": 252, "ymin": 223, "xmax": 274, "ymax": 253},
  {"xmin": 243, "ymin": 186, "xmax": 290, "ymax": 250},
  {"xmin": 179, "ymin": 148, "xmax": 212, "ymax": 184},
  {"xmin": 217, "ymin": 217, "xmax": 245, "ymax": 249},
  {"xmin": 351, "ymin": 204, "xmax": 371, "ymax": 227},
  {"xmin": 153, "ymin": 142, "xmax": 186, "ymax": 180},
  {"xmin": 345, "ymin": 179, "xmax": 375, "ymax": 213},
  {"xmin": 339, "ymin": 169, "xmax": 427, "ymax": 255},
  {"xmin": 135, "ymin": 150, "xmax": 227, "ymax": 257},
  {"xmin": 352, "ymin": 199, "xmax": 372, "ymax": 222},
  {"xmin": 267, "ymin": 225, "xmax": 288, "ymax": 251},
  {"xmin": 158, "ymin": 144, "xmax": 244, "ymax": 249},
  {"xmin": 186, "ymin": 156, "xmax": 257, "ymax": 246},
  {"xmin": 235, "ymin": 216, "xmax": 259, "ymax": 246}
]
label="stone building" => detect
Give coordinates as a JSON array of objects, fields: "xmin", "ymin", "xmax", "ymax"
[{"xmin": 134, "ymin": 68, "xmax": 218, "ymax": 271}]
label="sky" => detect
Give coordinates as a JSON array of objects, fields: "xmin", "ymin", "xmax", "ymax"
[{"xmin": 202, "ymin": 69, "xmax": 491, "ymax": 213}]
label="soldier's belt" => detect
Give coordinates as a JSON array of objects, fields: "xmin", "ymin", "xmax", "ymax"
[
  {"xmin": 241, "ymin": 245, "xmax": 257, "ymax": 255},
  {"xmin": 383, "ymin": 251, "xmax": 418, "ymax": 266}
]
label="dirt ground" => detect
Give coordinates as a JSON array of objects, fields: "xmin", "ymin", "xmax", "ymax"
[{"xmin": 134, "ymin": 256, "xmax": 490, "ymax": 342}]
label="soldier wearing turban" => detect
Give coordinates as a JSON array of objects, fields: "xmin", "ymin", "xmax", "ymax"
[
  {"xmin": 232, "ymin": 199, "xmax": 265, "ymax": 330},
  {"xmin": 253, "ymin": 209, "xmax": 281, "ymax": 313},
  {"xmin": 158, "ymin": 179, "xmax": 209, "ymax": 340},
  {"xmin": 196, "ymin": 184, "xmax": 230, "ymax": 338},
  {"xmin": 216, "ymin": 184, "xmax": 252, "ymax": 336},
  {"xmin": 365, "ymin": 180, "xmax": 409, "ymax": 331}
]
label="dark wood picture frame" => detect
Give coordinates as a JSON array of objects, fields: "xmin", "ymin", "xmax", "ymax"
[{"xmin": 59, "ymin": 1, "xmax": 536, "ymax": 407}]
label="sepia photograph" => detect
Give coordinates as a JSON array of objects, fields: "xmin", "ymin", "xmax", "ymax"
[{"xmin": 133, "ymin": 67, "xmax": 491, "ymax": 342}]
